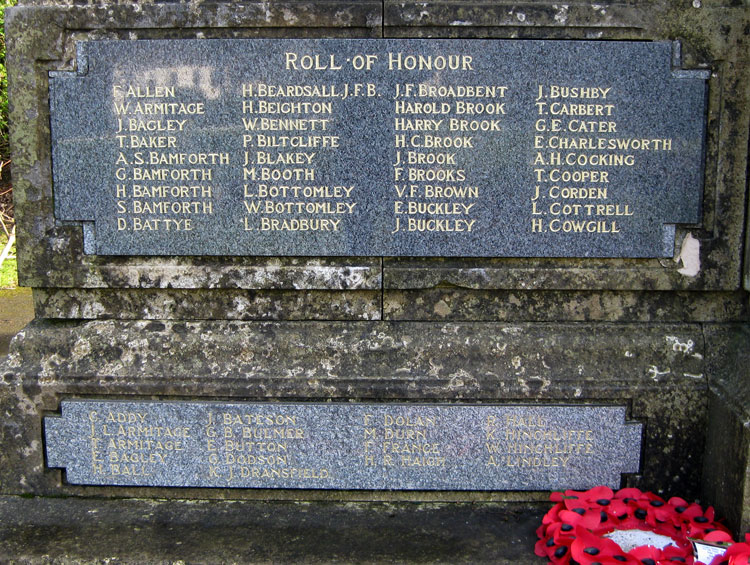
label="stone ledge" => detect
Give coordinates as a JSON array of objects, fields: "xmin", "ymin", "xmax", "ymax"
[
  {"xmin": 0, "ymin": 496, "xmax": 546, "ymax": 564},
  {"xmin": 3, "ymin": 320, "xmax": 705, "ymax": 385}
]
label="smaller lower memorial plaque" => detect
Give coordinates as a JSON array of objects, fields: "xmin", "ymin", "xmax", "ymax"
[{"xmin": 45, "ymin": 401, "xmax": 642, "ymax": 490}]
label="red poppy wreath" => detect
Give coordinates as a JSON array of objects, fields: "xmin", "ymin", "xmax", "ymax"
[{"xmin": 535, "ymin": 486, "xmax": 739, "ymax": 565}]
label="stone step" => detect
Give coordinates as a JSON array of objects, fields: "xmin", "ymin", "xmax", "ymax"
[{"xmin": 0, "ymin": 496, "xmax": 547, "ymax": 563}]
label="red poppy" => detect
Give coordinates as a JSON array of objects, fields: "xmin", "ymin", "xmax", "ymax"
[
  {"xmin": 543, "ymin": 502, "xmax": 565, "ymax": 525},
  {"xmin": 559, "ymin": 508, "xmax": 604, "ymax": 531},
  {"xmin": 709, "ymin": 534, "xmax": 750, "ymax": 565},
  {"xmin": 703, "ymin": 530, "xmax": 735, "ymax": 545},
  {"xmin": 629, "ymin": 544, "xmax": 663, "ymax": 562},
  {"xmin": 571, "ymin": 526, "xmax": 638, "ymax": 564},
  {"xmin": 681, "ymin": 505, "xmax": 724, "ymax": 539},
  {"xmin": 535, "ymin": 513, "xmax": 576, "ymax": 565},
  {"xmin": 661, "ymin": 543, "xmax": 694, "ymax": 563},
  {"xmin": 557, "ymin": 486, "xmax": 616, "ymax": 512}
]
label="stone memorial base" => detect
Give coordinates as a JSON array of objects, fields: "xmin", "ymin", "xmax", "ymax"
[
  {"xmin": 0, "ymin": 320, "xmax": 711, "ymax": 499},
  {"xmin": 2, "ymin": 321, "xmax": 748, "ymax": 562}
]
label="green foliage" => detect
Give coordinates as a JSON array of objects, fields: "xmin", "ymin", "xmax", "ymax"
[
  {"xmin": 0, "ymin": 1, "xmax": 17, "ymax": 290},
  {"xmin": 0, "ymin": 232, "xmax": 16, "ymax": 288},
  {"xmin": 0, "ymin": 257, "xmax": 17, "ymax": 288},
  {"xmin": 0, "ymin": 0, "xmax": 17, "ymax": 153}
]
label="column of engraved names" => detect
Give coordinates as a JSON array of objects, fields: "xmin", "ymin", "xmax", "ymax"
[
  {"xmin": 112, "ymin": 85, "xmax": 225, "ymax": 233},
  {"xmin": 86, "ymin": 407, "xmax": 188, "ymax": 479},
  {"xmin": 361, "ymin": 411, "xmax": 446, "ymax": 469},
  {"xmin": 484, "ymin": 413, "xmax": 595, "ymax": 470},
  {"xmin": 390, "ymin": 78, "xmax": 507, "ymax": 236},
  {"xmin": 204, "ymin": 409, "xmax": 330, "ymax": 484},
  {"xmin": 240, "ymin": 81, "xmax": 370, "ymax": 234},
  {"xmin": 530, "ymin": 84, "xmax": 673, "ymax": 236}
]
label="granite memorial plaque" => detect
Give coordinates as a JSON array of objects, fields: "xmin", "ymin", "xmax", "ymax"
[
  {"xmin": 45, "ymin": 400, "xmax": 642, "ymax": 490},
  {"xmin": 50, "ymin": 39, "xmax": 707, "ymax": 258}
]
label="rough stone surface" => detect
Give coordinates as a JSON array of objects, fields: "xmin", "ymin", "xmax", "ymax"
[
  {"xmin": 380, "ymin": 2, "xmax": 750, "ymax": 292},
  {"xmin": 6, "ymin": 3, "xmax": 748, "ymax": 290},
  {"xmin": 35, "ymin": 287, "xmax": 382, "ymax": 320},
  {"xmin": 45, "ymin": 400, "xmax": 641, "ymax": 490},
  {"xmin": 0, "ymin": 496, "xmax": 547, "ymax": 564},
  {"xmin": 31, "ymin": 287, "xmax": 750, "ymax": 323},
  {"xmin": 702, "ymin": 324, "xmax": 750, "ymax": 537},
  {"xmin": 7, "ymin": 3, "xmax": 385, "ymax": 291},
  {"xmin": 383, "ymin": 289, "xmax": 749, "ymax": 323}
]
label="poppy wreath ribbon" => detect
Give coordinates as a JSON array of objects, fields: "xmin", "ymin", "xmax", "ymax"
[{"xmin": 535, "ymin": 486, "xmax": 735, "ymax": 564}]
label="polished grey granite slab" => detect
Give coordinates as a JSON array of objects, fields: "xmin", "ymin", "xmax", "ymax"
[
  {"xmin": 50, "ymin": 39, "xmax": 706, "ymax": 257},
  {"xmin": 46, "ymin": 400, "xmax": 642, "ymax": 489}
]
